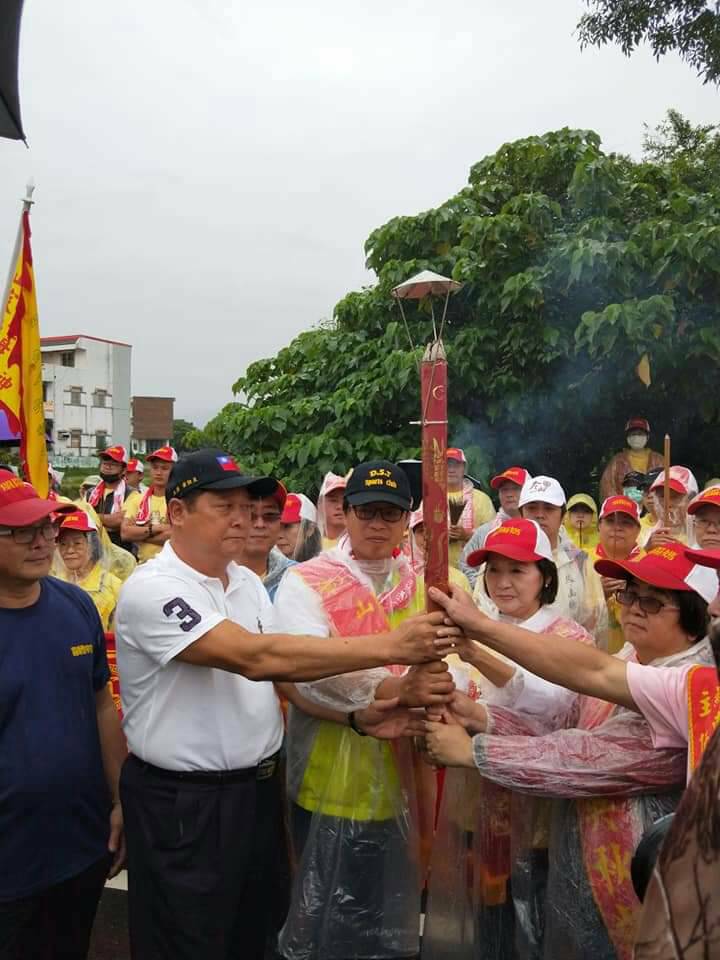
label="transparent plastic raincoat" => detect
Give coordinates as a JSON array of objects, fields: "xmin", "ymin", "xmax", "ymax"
[
  {"xmin": 423, "ymin": 608, "xmax": 595, "ymax": 960},
  {"xmin": 423, "ymin": 637, "xmax": 714, "ymax": 960},
  {"xmin": 52, "ymin": 510, "xmax": 124, "ymax": 631},
  {"xmin": 273, "ymin": 544, "xmax": 428, "ymax": 960},
  {"xmin": 72, "ymin": 497, "xmax": 137, "ymax": 582},
  {"xmin": 473, "ymin": 534, "xmax": 607, "ymax": 637}
]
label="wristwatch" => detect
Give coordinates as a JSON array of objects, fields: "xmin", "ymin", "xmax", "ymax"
[{"xmin": 348, "ymin": 710, "xmax": 367, "ymax": 736}]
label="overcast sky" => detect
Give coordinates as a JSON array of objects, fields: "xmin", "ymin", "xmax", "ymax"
[{"xmin": 1, "ymin": 0, "xmax": 716, "ymax": 427}]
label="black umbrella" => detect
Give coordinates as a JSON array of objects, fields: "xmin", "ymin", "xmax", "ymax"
[{"xmin": 0, "ymin": 0, "xmax": 26, "ymax": 141}]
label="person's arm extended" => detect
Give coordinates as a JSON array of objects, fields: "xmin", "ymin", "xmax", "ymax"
[
  {"xmin": 461, "ymin": 641, "xmax": 516, "ymax": 688},
  {"xmin": 277, "ymin": 683, "xmax": 424, "ymax": 738},
  {"xmin": 95, "ymin": 686, "xmax": 128, "ymax": 877},
  {"xmin": 176, "ymin": 611, "xmax": 459, "ymax": 682},
  {"xmin": 429, "ymin": 585, "xmax": 635, "ymax": 710}
]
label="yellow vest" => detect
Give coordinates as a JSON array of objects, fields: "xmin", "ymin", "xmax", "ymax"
[{"xmin": 296, "ymin": 568, "xmax": 424, "ymax": 821}]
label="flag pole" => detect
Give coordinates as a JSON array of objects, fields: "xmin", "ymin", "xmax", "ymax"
[{"xmin": 0, "ymin": 180, "xmax": 49, "ymax": 496}]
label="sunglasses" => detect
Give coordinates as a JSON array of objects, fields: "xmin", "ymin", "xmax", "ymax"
[
  {"xmin": 616, "ymin": 588, "xmax": 679, "ymax": 616},
  {"xmin": 352, "ymin": 504, "xmax": 406, "ymax": 523}
]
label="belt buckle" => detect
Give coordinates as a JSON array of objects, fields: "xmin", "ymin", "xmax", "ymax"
[{"xmin": 256, "ymin": 754, "xmax": 277, "ymax": 782}]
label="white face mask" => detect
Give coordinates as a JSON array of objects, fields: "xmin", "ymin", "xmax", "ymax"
[{"xmin": 627, "ymin": 433, "xmax": 648, "ymax": 451}]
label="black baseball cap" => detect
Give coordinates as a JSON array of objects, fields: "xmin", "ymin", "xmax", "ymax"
[
  {"xmin": 167, "ymin": 449, "xmax": 280, "ymax": 501},
  {"xmin": 345, "ymin": 460, "xmax": 413, "ymax": 511}
]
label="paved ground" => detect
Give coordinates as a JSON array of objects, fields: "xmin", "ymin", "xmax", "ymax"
[{"xmin": 89, "ymin": 874, "xmax": 129, "ymax": 960}]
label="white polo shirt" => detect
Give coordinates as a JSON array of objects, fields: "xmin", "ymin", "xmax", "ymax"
[{"xmin": 115, "ymin": 542, "xmax": 283, "ymax": 771}]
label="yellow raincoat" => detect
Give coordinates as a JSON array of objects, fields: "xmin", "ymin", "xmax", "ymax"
[{"xmin": 564, "ymin": 493, "xmax": 600, "ymax": 552}]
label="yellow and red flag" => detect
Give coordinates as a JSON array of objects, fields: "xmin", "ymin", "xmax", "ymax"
[{"xmin": 0, "ymin": 207, "xmax": 49, "ymax": 496}]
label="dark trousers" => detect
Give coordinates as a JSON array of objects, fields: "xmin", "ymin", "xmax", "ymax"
[
  {"xmin": 0, "ymin": 856, "xmax": 110, "ymax": 960},
  {"xmin": 121, "ymin": 754, "xmax": 289, "ymax": 960}
]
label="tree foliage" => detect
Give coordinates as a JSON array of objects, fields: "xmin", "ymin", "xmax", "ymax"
[
  {"xmin": 194, "ymin": 118, "xmax": 720, "ymax": 497},
  {"xmin": 172, "ymin": 418, "xmax": 197, "ymax": 452},
  {"xmin": 577, "ymin": 0, "xmax": 720, "ymax": 84}
]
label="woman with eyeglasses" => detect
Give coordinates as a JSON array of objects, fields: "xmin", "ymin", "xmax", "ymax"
[
  {"xmin": 53, "ymin": 511, "xmax": 123, "ymax": 631},
  {"xmin": 687, "ymin": 485, "xmax": 720, "ymax": 552},
  {"xmin": 424, "ymin": 543, "xmax": 717, "ymax": 960}
]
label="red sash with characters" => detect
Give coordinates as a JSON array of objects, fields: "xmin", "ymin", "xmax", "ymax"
[
  {"xmin": 577, "ymin": 664, "xmax": 642, "ymax": 960},
  {"xmin": 295, "ymin": 553, "xmax": 418, "ymax": 640},
  {"xmin": 687, "ymin": 665, "xmax": 720, "ymax": 773},
  {"xmin": 104, "ymin": 632, "xmax": 122, "ymax": 717}
]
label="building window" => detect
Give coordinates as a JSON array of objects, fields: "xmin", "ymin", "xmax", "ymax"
[
  {"xmin": 42, "ymin": 382, "xmax": 49, "ymax": 402},
  {"xmin": 93, "ymin": 389, "xmax": 107, "ymax": 408},
  {"xmin": 70, "ymin": 430, "xmax": 82, "ymax": 450},
  {"xmin": 95, "ymin": 431, "xmax": 107, "ymax": 452},
  {"xmin": 146, "ymin": 439, "xmax": 168, "ymax": 452},
  {"xmin": 69, "ymin": 387, "xmax": 83, "ymax": 406},
  {"xmin": 61, "ymin": 352, "xmax": 75, "ymax": 367}
]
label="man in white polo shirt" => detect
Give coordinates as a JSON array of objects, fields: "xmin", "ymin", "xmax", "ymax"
[{"xmin": 115, "ymin": 449, "xmax": 456, "ymax": 960}]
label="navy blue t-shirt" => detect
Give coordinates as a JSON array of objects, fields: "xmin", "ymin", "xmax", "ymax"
[{"xmin": 0, "ymin": 577, "xmax": 111, "ymax": 900}]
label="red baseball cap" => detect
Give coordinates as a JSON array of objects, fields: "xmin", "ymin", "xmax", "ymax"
[
  {"xmin": 0, "ymin": 469, "xmax": 73, "ymax": 527},
  {"xmin": 595, "ymin": 541, "xmax": 718, "ymax": 603},
  {"xmin": 59, "ymin": 510, "xmax": 98, "ymax": 534},
  {"xmin": 147, "ymin": 446, "xmax": 178, "ymax": 463},
  {"xmin": 466, "ymin": 518, "xmax": 554, "ymax": 568},
  {"xmin": 649, "ymin": 466, "xmax": 693, "ymax": 496},
  {"xmin": 491, "ymin": 467, "xmax": 530, "ymax": 490},
  {"xmin": 687, "ymin": 486, "xmax": 720, "ymax": 516},
  {"xmin": 126, "ymin": 458, "xmax": 144, "ymax": 474},
  {"xmin": 625, "ymin": 417, "xmax": 650, "ymax": 433},
  {"xmin": 100, "ymin": 445, "xmax": 127, "ymax": 464},
  {"xmin": 599, "ymin": 495, "xmax": 641, "ymax": 524},
  {"xmin": 280, "ymin": 492, "xmax": 316, "ymax": 524},
  {"xmin": 446, "ymin": 447, "xmax": 466, "ymax": 463},
  {"xmin": 685, "ymin": 546, "xmax": 720, "ymax": 571}
]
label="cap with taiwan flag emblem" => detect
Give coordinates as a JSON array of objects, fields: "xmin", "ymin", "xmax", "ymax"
[
  {"xmin": 594, "ymin": 541, "xmax": 717, "ymax": 603},
  {"xmin": 167, "ymin": 449, "xmax": 280, "ymax": 501},
  {"xmin": 466, "ymin": 518, "xmax": 553, "ymax": 568},
  {"xmin": 147, "ymin": 446, "xmax": 178, "ymax": 463},
  {"xmin": 446, "ymin": 447, "xmax": 466, "ymax": 463},
  {"xmin": 59, "ymin": 510, "xmax": 98, "ymax": 533},
  {"xmin": 491, "ymin": 467, "xmax": 530, "ymax": 490},
  {"xmin": 99, "ymin": 445, "xmax": 127, "ymax": 464},
  {"xmin": 599, "ymin": 495, "xmax": 641, "ymax": 524},
  {"xmin": 0, "ymin": 469, "xmax": 74, "ymax": 527},
  {"xmin": 126, "ymin": 459, "xmax": 144, "ymax": 474}
]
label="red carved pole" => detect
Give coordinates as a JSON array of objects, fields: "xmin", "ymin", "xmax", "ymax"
[{"xmin": 421, "ymin": 340, "xmax": 449, "ymax": 612}]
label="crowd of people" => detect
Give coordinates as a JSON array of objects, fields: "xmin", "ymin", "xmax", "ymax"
[{"xmin": 1, "ymin": 413, "xmax": 719, "ymax": 960}]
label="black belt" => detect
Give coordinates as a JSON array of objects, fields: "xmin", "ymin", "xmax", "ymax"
[{"xmin": 130, "ymin": 750, "xmax": 281, "ymax": 784}]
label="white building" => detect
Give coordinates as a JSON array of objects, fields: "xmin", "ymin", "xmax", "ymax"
[{"xmin": 41, "ymin": 334, "xmax": 132, "ymax": 461}]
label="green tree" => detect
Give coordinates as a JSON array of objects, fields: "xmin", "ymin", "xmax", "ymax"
[
  {"xmin": 577, "ymin": 1, "xmax": 720, "ymax": 84},
  {"xmin": 199, "ymin": 122, "xmax": 720, "ymax": 497},
  {"xmin": 172, "ymin": 418, "xmax": 197, "ymax": 452}
]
